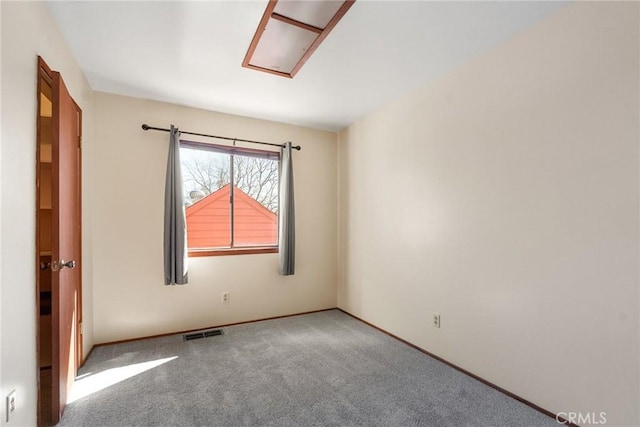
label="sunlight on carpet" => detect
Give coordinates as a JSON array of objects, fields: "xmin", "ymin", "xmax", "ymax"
[{"xmin": 68, "ymin": 356, "xmax": 178, "ymax": 403}]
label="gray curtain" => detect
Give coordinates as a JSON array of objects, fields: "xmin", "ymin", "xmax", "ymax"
[
  {"xmin": 164, "ymin": 125, "xmax": 188, "ymax": 285},
  {"xmin": 278, "ymin": 142, "xmax": 295, "ymax": 275}
]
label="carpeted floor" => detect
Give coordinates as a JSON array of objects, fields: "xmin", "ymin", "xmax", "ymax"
[{"xmin": 59, "ymin": 310, "xmax": 557, "ymax": 426}]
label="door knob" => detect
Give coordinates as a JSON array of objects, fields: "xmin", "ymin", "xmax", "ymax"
[
  {"xmin": 51, "ymin": 259, "xmax": 76, "ymax": 271},
  {"xmin": 60, "ymin": 260, "xmax": 76, "ymax": 270}
]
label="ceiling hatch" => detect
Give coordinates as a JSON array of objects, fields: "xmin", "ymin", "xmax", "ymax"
[{"xmin": 243, "ymin": 0, "xmax": 355, "ymax": 79}]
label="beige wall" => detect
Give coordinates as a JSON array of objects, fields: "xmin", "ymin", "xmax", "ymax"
[
  {"xmin": 338, "ymin": 2, "xmax": 639, "ymax": 426},
  {"xmin": 0, "ymin": 2, "xmax": 95, "ymax": 426},
  {"xmin": 91, "ymin": 93, "xmax": 337, "ymax": 343}
]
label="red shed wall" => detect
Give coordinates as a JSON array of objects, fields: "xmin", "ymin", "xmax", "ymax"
[{"xmin": 186, "ymin": 185, "xmax": 277, "ymax": 248}]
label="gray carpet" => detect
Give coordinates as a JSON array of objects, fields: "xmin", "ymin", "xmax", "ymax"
[{"xmin": 59, "ymin": 310, "xmax": 557, "ymax": 426}]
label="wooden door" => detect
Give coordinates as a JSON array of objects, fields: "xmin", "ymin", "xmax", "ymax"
[{"xmin": 50, "ymin": 67, "xmax": 82, "ymax": 423}]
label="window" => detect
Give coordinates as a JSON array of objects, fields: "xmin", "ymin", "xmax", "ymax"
[{"xmin": 180, "ymin": 140, "xmax": 280, "ymax": 256}]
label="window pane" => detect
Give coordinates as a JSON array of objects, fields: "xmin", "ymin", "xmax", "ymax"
[
  {"xmin": 232, "ymin": 155, "xmax": 279, "ymax": 247},
  {"xmin": 181, "ymin": 147, "xmax": 231, "ymax": 248}
]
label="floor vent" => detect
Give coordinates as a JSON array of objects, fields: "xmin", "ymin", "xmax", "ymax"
[{"xmin": 183, "ymin": 329, "xmax": 224, "ymax": 341}]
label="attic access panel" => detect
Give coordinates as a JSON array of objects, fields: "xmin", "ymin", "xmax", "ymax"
[{"xmin": 243, "ymin": 0, "xmax": 355, "ymax": 78}]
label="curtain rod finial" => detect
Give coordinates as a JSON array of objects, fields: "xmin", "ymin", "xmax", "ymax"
[{"xmin": 141, "ymin": 124, "xmax": 150, "ymax": 130}]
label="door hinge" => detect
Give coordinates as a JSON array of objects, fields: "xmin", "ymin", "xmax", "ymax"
[{"xmin": 79, "ymin": 321, "xmax": 83, "ymax": 335}]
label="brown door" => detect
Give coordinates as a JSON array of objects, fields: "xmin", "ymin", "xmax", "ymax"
[{"xmin": 50, "ymin": 67, "xmax": 82, "ymax": 423}]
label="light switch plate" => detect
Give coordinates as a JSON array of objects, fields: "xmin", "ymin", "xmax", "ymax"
[{"xmin": 6, "ymin": 390, "xmax": 16, "ymax": 422}]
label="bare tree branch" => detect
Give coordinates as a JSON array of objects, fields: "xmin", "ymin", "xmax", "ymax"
[{"xmin": 182, "ymin": 152, "xmax": 278, "ymax": 212}]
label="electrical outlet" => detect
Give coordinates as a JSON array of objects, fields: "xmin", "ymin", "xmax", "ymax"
[
  {"xmin": 6, "ymin": 390, "xmax": 16, "ymax": 422},
  {"xmin": 222, "ymin": 292, "xmax": 230, "ymax": 304},
  {"xmin": 433, "ymin": 314, "xmax": 441, "ymax": 328}
]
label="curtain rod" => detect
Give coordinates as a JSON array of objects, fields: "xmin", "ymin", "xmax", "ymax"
[{"xmin": 141, "ymin": 124, "xmax": 301, "ymax": 151}]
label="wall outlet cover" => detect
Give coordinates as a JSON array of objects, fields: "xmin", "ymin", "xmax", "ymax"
[{"xmin": 433, "ymin": 314, "xmax": 441, "ymax": 328}]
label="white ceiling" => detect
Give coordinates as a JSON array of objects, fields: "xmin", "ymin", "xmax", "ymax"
[{"xmin": 46, "ymin": 1, "xmax": 567, "ymax": 131}]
